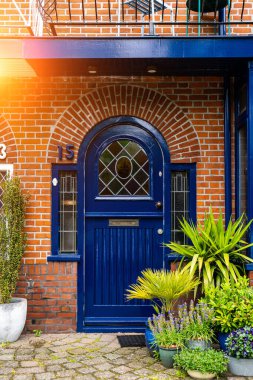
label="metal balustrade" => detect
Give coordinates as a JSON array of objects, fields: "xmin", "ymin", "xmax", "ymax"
[{"xmin": 1, "ymin": 0, "xmax": 252, "ymax": 36}]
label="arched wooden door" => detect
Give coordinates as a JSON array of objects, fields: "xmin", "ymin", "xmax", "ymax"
[{"xmin": 81, "ymin": 118, "xmax": 170, "ymax": 332}]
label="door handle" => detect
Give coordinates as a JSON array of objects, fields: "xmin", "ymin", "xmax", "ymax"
[
  {"xmin": 157, "ymin": 229, "xmax": 163, "ymax": 235},
  {"xmin": 155, "ymin": 201, "xmax": 163, "ymax": 209}
]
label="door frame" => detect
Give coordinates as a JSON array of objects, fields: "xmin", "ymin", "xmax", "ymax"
[{"xmin": 76, "ymin": 116, "xmax": 170, "ymax": 332}]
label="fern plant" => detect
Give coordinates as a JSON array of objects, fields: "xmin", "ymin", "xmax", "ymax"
[
  {"xmin": 126, "ymin": 268, "xmax": 199, "ymax": 318},
  {"xmin": 0, "ymin": 176, "xmax": 28, "ymax": 304},
  {"xmin": 164, "ymin": 209, "xmax": 253, "ymax": 294}
]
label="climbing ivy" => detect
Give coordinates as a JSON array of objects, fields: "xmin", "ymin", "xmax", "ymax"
[{"xmin": 0, "ymin": 176, "xmax": 28, "ymax": 303}]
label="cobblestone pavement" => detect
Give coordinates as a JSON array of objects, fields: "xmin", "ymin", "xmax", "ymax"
[{"xmin": 0, "ymin": 333, "xmax": 252, "ymax": 380}]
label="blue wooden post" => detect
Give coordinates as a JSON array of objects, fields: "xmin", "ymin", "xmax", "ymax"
[
  {"xmin": 224, "ymin": 76, "xmax": 232, "ymax": 227},
  {"xmin": 247, "ymin": 62, "xmax": 253, "ymax": 258},
  {"xmin": 219, "ymin": 8, "xmax": 226, "ymax": 36}
]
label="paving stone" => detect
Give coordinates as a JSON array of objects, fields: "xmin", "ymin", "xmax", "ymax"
[
  {"xmin": 13, "ymin": 375, "xmax": 34, "ymax": 380},
  {"xmin": 95, "ymin": 370, "xmax": 118, "ymax": 378},
  {"xmin": 63, "ymin": 361, "xmax": 83, "ymax": 369},
  {"xmin": 0, "ymin": 355, "xmax": 14, "ymax": 361},
  {"xmin": 113, "ymin": 365, "xmax": 132, "ymax": 374},
  {"xmin": 35, "ymin": 374, "xmax": 55, "ymax": 380},
  {"xmin": 54, "ymin": 369, "xmax": 77, "ymax": 377}
]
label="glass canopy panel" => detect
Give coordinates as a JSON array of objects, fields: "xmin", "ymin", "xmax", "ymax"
[{"xmin": 99, "ymin": 139, "xmax": 150, "ymax": 196}]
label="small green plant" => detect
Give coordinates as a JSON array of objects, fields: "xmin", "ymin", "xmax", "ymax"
[
  {"xmin": 149, "ymin": 313, "xmax": 185, "ymax": 349},
  {"xmin": 202, "ymin": 277, "xmax": 253, "ymax": 333},
  {"xmin": 173, "ymin": 348, "xmax": 228, "ymax": 375},
  {"xmin": 0, "ymin": 176, "xmax": 28, "ymax": 304},
  {"xmin": 178, "ymin": 301, "xmax": 214, "ymax": 342},
  {"xmin": 126, "ymin": 268, "xmax": 199, "ymax": 317},
  {"xmin": 165, "ymin": 209, "xmax": 253, "ymax": 294},
  {"xmin": 33, "ymin": 329, "xmax": 42, "ymax": 337},
  {"xmin": 226, "ymin": 327, "xmax": 253, "ymax": 359},
  {"xmin": 0, "ymin": 341, "xmax": 10, "ymax": 349}
]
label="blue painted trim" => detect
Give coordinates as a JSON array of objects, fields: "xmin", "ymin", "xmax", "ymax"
[
  {"xmin": 83, "ymin": 327, "xmax": 146, "ymax": 333},
  {"xmin": 245, "ymin": 264, "xmax": 253, "ymax": 270},
  {"xmin": 2, "ymin": 37, "xmax": 253, "ymax": 60},
  {"xmin": 224, "ymin": 76, "xmax": 232, "ymax": 227},
  {"xmin": 167, "ymin": 163, "xmax": 197, "ymax": 265},
  {"xmin": 51, "ymin": 164, "xmax": 77, "ymax": 257},
  {"xmin": 170, "ymin": 163, "xmax": 197, "ymax": 225},
  {"xmin": 47, "ymin": 255, "xmax": 81, "ymax": 262},
  {"xmin": 247, "ymin": 62, "xmax": 253, "ymax": 258},
  {"xmin": 219, "ymin": 8, "xmax": 226, "ymax": 36}
]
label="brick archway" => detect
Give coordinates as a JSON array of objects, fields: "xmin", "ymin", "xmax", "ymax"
[
  {"xmin": 0, "ymin": 115, "xmax": 17, "ymax": 163},
  {"xmin": 47, "ymin": 85, "xmax": 200, "ymax": 163}
]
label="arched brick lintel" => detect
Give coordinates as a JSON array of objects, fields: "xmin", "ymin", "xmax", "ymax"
[
  {"xmin": 0, "ymin": 114, "xmax": 17, "ymax": 163},
  {"xmin": 47, "ymin": 85, "xmax": 200, "ymax": 163}
]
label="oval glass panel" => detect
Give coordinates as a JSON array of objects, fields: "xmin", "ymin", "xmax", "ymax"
[{"xmin": 116, "ymin": 156, "xmax": 132, "ymax": 179}]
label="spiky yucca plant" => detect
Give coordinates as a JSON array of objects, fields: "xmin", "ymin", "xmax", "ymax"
[
  {"xmin": 164, "ymin": 209, "xmax": 253, "ymax": 294},
  {"xmin": 126, "ymin": 268, "xmax": 199, "ymax": 318}
]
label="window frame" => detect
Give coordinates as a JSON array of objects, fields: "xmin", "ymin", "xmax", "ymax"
[
  {"xmin": 168, "ymin": 163, "xmax": 197, "ymax": 262},
  {"xmin": 49, "ymin": 164, "xmax": 80, "ymax": 262}
]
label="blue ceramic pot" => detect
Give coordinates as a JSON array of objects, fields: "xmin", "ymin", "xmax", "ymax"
[
  {"xmin": 217, "ymin": 332, "xmax": 229, "ymax": 351},
  {"xmin": 145, "ymin": 325, "xmax": 158, "ymax": 357}
]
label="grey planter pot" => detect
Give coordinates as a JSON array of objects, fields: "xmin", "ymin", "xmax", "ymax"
[
  {"xmin": 228, "ymin": 356, "xmax": 253, "ymax": 376},
  {"xmin": 0, "ymin": 298, "xmax": 27, "ymax": 342},
  {"xmin": 159, "ymin": 346, "xmax": 180, "ymax": 368},
  {"xmin": 187, "ymin": 339, "xmax": 211, "ymax": 350}
]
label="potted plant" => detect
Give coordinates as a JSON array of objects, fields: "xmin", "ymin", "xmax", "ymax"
[
  {"xmin": 178, "ymin": 301, "xmax": 214, "ymax": 350},
  {"xmin": 126, "ymin": 268, "xmax": 199, "ymax": 355},
  {"xmin": 203, "ymin": 277, "xmax": 253, "ymax": 350},
  {"xmin": 165, "ymin": 208, "xmax": 253, "ymax": 295},
  {"xmin": 149, "ymin": 313, "xmax": 185, "ymax": 368},
  {"xmin": 174, "ymin": 348, "xmax": 228, "ymax": 379},
  {"xmin": 0, "ymin": 176, "xmax": 28, "ymax": 342},
  {"xmin": 226, "ymin": 327, "xmax": 253, "ymax": 376}
]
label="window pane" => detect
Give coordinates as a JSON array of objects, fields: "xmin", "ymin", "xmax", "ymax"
[
  {"xmin": 171, "ymin": 171, "xmax": 189, "ymax": 244},
  {"xmin": 59, "ymin": 171, "xmax": 77, "ymax": 253},
  {"xmin": 0, "ymin": 171, "xmax": 8, "ymax": 209},
  {"xmin": 239, "ymin": 126, "xmax": 247, "ymax": 214},
  {"xmin": 99, "ymin": 139, "xmax": 150, "ymax": 196}
]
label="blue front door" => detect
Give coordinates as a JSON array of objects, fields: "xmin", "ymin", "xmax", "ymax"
[{"xmin": 84, "ymin": 122, "xmax": 169, "ymax": 331}]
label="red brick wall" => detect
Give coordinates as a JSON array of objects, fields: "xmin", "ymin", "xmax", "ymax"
[{"xmin": 0, "ymin": 76, "xmax": 224, "ymax": 331}]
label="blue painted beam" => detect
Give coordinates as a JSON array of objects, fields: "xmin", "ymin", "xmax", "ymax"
[
  {"xmin": 1, "ymin": 37, "xmax": 253, "ymax": 60},
  {"xmin": 247, "ymin": 62, "xmax": 253, "ymax": 258},
  {"xmin": 224, "ymin": 76, "xmax": 232, "ymax": 227}
]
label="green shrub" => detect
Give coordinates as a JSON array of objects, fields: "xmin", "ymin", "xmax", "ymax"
[
  {"xmin": 0, "ymin": 176, "xmax": 28, "ymax": 304},
  {"xmin": 173, "ymin": 348, "xmax": 228, "ymax": 375},
  {"xmin": 202, "ymin": 277, "xmax": 253, "ymax": 333},
  {"xmin": 126, "ymin": 268, "xmax": 199, "ymax": 317},
  {"xmin": 164, "ymin": 208, "xmax": 253, "ymax": 294}
]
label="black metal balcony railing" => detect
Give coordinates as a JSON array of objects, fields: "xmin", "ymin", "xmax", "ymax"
[{"xmin": 1, "ymin": 0, "xmax": 252, "ymax": 37}]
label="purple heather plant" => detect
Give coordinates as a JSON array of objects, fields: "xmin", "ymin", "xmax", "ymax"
[{"xmin": 226, "ymin": 327, "xmax": 253, "ymax": 359}]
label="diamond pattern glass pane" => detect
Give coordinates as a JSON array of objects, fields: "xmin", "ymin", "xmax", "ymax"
[
  {"xmin": 171, "ymin": 171, "xmax": 189, "ymax": 244},
  {"xmin": 99, "ymin": 139, "xmax": 150, "ymax": 196},
  {"xmin": 0, "ymin": 171, "xmax": 8, "ymax": 209},
  {"xmin": 59, "ymin": 171, "xmax": 77, "ymax": 253}
]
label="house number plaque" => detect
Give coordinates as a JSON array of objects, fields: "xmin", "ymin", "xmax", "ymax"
[
  {"xmin": 0, "ymin": 144, "xmax": 7, "ymax": 160},
  {"xmin": 109, "ymin": 219, "xmax": 139, "ymax": 227}
]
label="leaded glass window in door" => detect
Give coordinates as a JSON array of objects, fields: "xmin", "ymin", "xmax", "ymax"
[{"xmin": 99, "ymin": 139, "xmax": 150, "ymax": 196}]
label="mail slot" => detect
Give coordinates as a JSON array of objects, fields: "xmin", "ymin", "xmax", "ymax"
[{"xmin": 109, "ymin": 219, "xmax": 139, "ymax": 227}]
